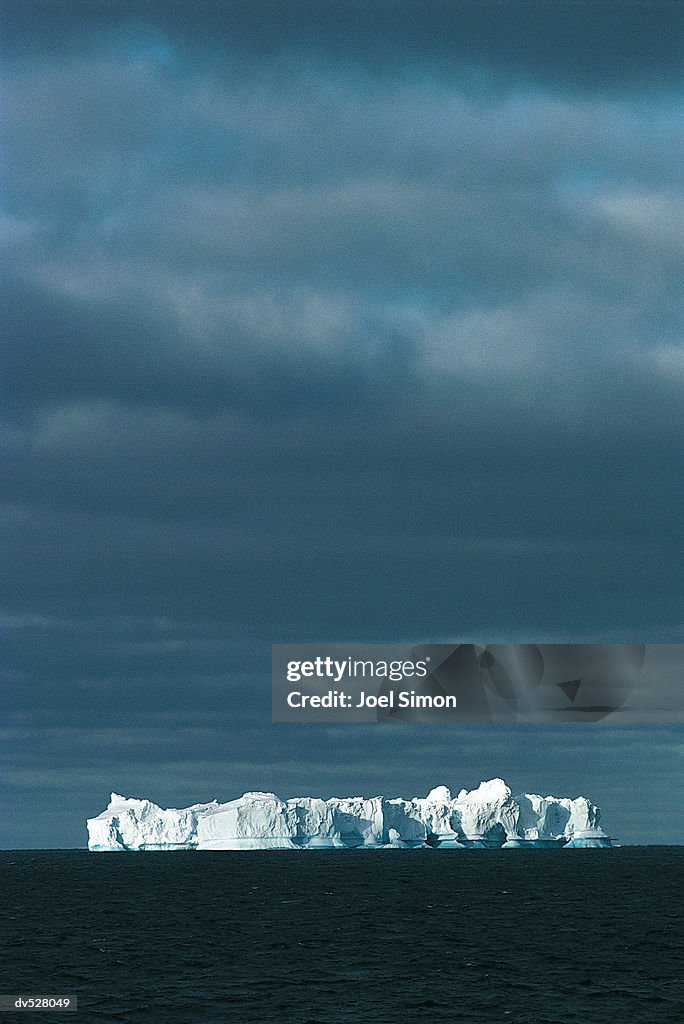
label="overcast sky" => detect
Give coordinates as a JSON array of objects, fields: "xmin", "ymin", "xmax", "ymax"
[{"xmin": 2, "ymin": 1, "xmax": 683, "ymax": 847}]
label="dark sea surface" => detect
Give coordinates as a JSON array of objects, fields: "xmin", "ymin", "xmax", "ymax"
[{"xmin": 2, "ymin": 849, "xmax": 683, "ymax": 1024}]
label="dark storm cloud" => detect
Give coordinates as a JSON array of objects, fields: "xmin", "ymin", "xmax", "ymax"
[
  {"xmin": 3, "ymin": 1, "xmax": 683, "ymax": 94},
  {"xmin": 1, "ymin": 2, "xmax": 682, "ymax": 845},
  {"xmin": 4, "ymin": 28, "xmax": 682, "ymax": 420}
]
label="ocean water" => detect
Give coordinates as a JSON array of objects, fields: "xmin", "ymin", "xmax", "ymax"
[{"xmin": 2, "ymin": 848, "xmax": 683, "ymax": 1023}]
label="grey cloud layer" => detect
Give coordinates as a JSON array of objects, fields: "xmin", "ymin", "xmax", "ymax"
[
  {"xmin": 4, "ymin": 8, "xmax": 682, "ymax": 625},
  {"xmin": 6, "ymin": 57, "xmax": 683, "ymax": 394}
]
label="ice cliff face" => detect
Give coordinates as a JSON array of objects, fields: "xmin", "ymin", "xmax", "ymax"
[
  {"xmin": 87, "ymin": 779, "xmax": 612, "ymax": 850},
  {"xmin": 87, "ymin": 793, "xmax": 219, "ymax": 851}
]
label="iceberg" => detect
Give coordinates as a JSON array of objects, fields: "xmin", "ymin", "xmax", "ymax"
[{"xmin": 87, "ymin": 779, "xmax": 613, "ymax": 850}]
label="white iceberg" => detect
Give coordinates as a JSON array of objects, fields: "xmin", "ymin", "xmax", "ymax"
[{"xmin": 87, "ymin": 779, "xmax": 613, "ymax": 851}]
